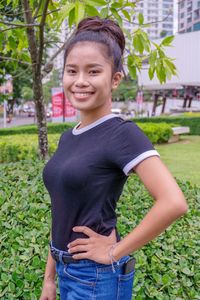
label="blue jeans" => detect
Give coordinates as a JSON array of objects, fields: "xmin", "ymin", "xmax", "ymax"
[{"xmin": 51, "ymin": 243, "xmax": 135, "ymax": 299}]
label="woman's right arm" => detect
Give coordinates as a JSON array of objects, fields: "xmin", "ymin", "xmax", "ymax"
[{"xmin": 39, "ymin": 235, "xmax": 57, "ymax": 300}]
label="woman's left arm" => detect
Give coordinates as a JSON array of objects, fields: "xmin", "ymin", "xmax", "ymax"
[{"xmin": 112, "ymin": 156, "xmax": 188, "ymax": 261}]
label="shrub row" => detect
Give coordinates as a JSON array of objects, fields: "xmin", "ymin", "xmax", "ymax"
[
  {"xmin": 132, "ymin": 116, "xmax": 200, "ymax": 135},
  {"xmin": 0, "ymin": 123, "xmax": 172, "ymax": 163},
  {"xmin": 0, "ymin": 160, "xmax": 199, "ymax": 299},
  {"xmin": 0, "ymin": 122, "xmax": 75, "ymax": 136}
]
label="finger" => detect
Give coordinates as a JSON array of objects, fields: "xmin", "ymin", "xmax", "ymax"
[
  {"xmin": 72, "ymin": 252, "xmax": 90, "ymax": 260},
  {"xmin": 68, "ymin": 238, "xmax": 89, "ymax": 248},
  {"xmin": 68, "ymin": 245, "xmax": 90, "ymax": 254},
  {"xmin": 73, "ymin": 226, "xmax": 98, "ymax": 237}
]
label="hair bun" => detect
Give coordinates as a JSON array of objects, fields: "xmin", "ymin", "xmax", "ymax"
[{"xmin": 76, "ymin": 16, "xmax": 125, "ymax": 55}]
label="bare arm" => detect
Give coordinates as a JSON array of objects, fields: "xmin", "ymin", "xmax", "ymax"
[
  {"xmin": 40, "ymin": 233, "xmax": 56, "ymax": 300},
  {"xmin": 43, "ymin": 248, "xmax": 56, "ymax": 283},
  {"xmin": 112, "ymin": 156, "xmax": 188, "ymax": 260}
]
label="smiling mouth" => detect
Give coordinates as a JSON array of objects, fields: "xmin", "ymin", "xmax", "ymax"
[{"xmin": 72, "ymin": 91, "xmax": 95, "ymax": 99}]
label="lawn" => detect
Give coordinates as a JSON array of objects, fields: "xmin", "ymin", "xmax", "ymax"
[{"xmin": 155, "ymin": 135, "xmax": 200, "ymax": 187}]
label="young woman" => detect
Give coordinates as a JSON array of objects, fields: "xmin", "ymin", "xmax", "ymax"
[{"xmin": 40, "ymin": 16, "xmax": 188, "ymax": 300}]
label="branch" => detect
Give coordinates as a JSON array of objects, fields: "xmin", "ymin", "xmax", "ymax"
[
  {"xmin": 22, "ymin": 0, "xmax": 38, "ymax": 68},
  {"xmin": 0, "ymin": 55, "xmax": 32, "ymax": 65},
  {"xmin": 123, "ymin": 10, "xmax": 173, "ymax": 27},
  {"xmin": 38, "ymin": 0, "xmax": 50, "ymax": 66},
  {"xmin": 41, "ymin": 41, "xmax": 67, "ymax": 78},
  {"xmin": 0, "ymin": 20, "xmax": 40, "ymax": 27},
  {"xmin": 0, "ymin": 26, "xmax": 23, "ymax": 33},
  {"xmin": 33, "ymin": 0, "xmax": 43, "ymax": 19},
  {"xmin": 0, "ymin": 9, "xmax": 31, "ymax": 17},
  {"xmin": 34, "ymin": 8, "xmax": 60, "ymax": 19},
  {"xmin": 11, "ymin": 66, "xmax": 32, "ymax": 79}
]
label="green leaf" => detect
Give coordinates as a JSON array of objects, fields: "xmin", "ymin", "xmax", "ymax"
[
  {"xmin": 161, "ymin": 35, "xmax": 174, "ymax": 47},
  {"xmin": 138, "ymin": 13, "xmax": 144, "ymax": 25},
  {"xmin": 122, "ymin": 10, "xmax": 131, "ymax": 22},
  {"xmin": 75, "ymin": 1, "xmax": 85, "ymax": 25},
  {"xmin": 128, "ymin": 65, "xmax": 137, "ymax": 79},
  {"xmin": 68, "ymin": 8, "xmax": 75, "ymax": 29},
  {"xmin": 86, "ymin": 0, "xmax": 107, "ymax": 6},
  {"xmin": 85, "ymin": 5, "xmax": 99, "ymax": 16},
  {"xmin": 149, "ymin": 50, "xmax": 157, "ymax": 66},
  {"xmin": 110, "ymin": 8, "xmax": 123, "ymax": 27},
  {"xmin": 148, "ymin": 66, "xmax": 155, "ymax": 80},
  {"xmin": 110, "ymin": 2, "xmax": 122, "ymax": 9},
  {"xmin": 55, "ymin": 2, "xmax": 75, "ymax": 29},
  {"xmin": 100, "ymin": 7, "xmax": 108, "ymax": 18},
  {"xmin": 133, "ymin": 35, "xmax": 144, "ymax": 54},
  {"xmin": 162, "ymin": 274, "xmax": 170, "ymax": 285},
  {"xmin": 163, "ymin": 58, "xmax": 177, "ymax": 75}
]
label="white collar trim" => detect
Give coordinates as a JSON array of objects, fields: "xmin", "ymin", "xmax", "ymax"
[{"xmin": 72, "ymin": 113, "xmax": 118, "ymax": 135}]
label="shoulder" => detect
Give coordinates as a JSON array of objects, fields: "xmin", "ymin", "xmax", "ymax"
[{"xmin": 110, "ymin": 117, "xmax": 146, "ymax": 139}]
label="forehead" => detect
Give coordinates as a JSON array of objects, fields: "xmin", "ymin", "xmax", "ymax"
[{"xmin": 66, "ymin": 41, "xmax": 110, "ymax": 66}]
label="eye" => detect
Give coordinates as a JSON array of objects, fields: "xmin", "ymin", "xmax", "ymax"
[
  {"xmin": 89, "ymin": 70, "xmax": 100, "ymax": 75},
  {"xmin": 66, "ymin": 69, "xmax": 76, "ymax": 74}
]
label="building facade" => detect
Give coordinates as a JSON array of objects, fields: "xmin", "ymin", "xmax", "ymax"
[
  {"xmin": 178, "ymin": 0, "xmax": 200, "ymax": 33},
  {"xmin": 134, "ymin": 0, "xmax": 174, "ymax": 39}
]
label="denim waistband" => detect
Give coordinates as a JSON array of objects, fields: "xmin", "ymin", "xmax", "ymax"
[{"xmin": 49, "ymin": 240, "xmax": 130, "ymax": 272}]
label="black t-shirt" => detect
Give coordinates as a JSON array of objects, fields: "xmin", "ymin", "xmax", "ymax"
[{"xmin": 42, "ymin": 114, "xmax": 160, "ymax": 251}]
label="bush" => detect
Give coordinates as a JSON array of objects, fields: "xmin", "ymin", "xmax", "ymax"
[
  {"xmin": 0, "ymin": 160, "xmax": 199, "ymax": 299},
  {"xmin": 0, "ymin": 123, "xmax": 172, "ymax": 163},
  {"xmin": 137, "ymin": 122, "xmax": 172, "ymax": 144},
  {"xmin": 0, "ymin": 134, "xmax": 60, "ymax": 163},
  {"xmin": 0, "ymin": 123, "xmax": 75, "ymax": 136},
  {"xmin": 132, "ymin": 116, "xmax": 200, "ymax": 136}
]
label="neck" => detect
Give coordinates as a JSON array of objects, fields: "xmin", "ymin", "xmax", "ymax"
[{"xmin": 78, "ymin": 104, "xmax": 112, "ymax": 128}]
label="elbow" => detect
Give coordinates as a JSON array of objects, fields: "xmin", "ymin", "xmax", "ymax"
[
  {"xmin": 174, "ymin": 198, "xmax": 189, "ymax": 217},
  {"xmin": 178, "ymin": 203, "xmax": 188, "ymax": 216}
]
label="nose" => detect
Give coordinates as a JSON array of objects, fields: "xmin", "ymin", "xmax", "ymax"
[{"xmin": 74, "ymin": 73, "xmax": 89, "ymax": 87}]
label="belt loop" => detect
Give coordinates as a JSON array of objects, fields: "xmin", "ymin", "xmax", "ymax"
[{"xmin": 59, "ymin": 251, "xmax": 64, "ymax": 263}]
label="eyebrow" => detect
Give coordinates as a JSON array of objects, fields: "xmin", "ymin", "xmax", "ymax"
[{"xmin": 65, "ymin": 64, "xmax": 103, "ymax": 68}]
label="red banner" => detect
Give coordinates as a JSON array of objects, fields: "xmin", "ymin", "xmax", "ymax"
[{"xmin": 52, "ymin": 87, "xmax": 77, "ymax": 122}]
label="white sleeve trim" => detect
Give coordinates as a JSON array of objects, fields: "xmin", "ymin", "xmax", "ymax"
[{"xmin": 123, "ymin": 150, "xmax": 160, "ymax": 176}]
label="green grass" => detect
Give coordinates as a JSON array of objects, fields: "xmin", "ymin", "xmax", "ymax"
[{"xmin": 155, "ymin": 135, "xmax": 200, "ymax": 187}]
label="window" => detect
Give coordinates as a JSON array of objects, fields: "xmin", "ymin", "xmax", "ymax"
[
  {"xmin": 193, "ymin": 22, "xmax": 200, "ymax": 31},
  {"xmin": 180, "ymin": 12, "xmax": 184, "ymax": 18},
  {"xmin": 180, "ymin": 23, "xmax": 184, "ymax": 28},
  {"xmin": 194, "ymin": 9, "xmax": 200, "ymax": 20},
  {"xmin": 180, "ymin": 1, "xmax": 184, "ymax": 9},
  {"xmin": 163, "ymin": 23, "xmax": 173, "ymax": 29}
]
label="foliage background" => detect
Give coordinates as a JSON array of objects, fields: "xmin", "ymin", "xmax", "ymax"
[{"xmin": 0, "ymin": 160, "xmax": 199, "ymax": 299}]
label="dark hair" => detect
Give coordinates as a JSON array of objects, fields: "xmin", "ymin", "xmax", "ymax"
[{"xmin": 63, "ymin": 16, "xmax": 125, "ymax": 76}]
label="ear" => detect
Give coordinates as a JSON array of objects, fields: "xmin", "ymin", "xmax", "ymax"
[{"xmin": 111, "ymin": 72, "xmax": 123, "ymax": 91}]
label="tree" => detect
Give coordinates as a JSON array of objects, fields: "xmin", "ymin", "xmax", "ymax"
[
  {"xmin": 112, "ymin": 75, "xmax": 137, "ymax": 101},
  {"xmin": 0, "ymin": 0, "xmax": 177, "ymax": 159}
]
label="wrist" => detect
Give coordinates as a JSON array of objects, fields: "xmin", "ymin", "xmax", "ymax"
[
  {"xmin": 44, "ymin": 275, "xmax": 56, "ymax": 284},
  {"xmin": 111, "ymin": 241, "xmax": 123, "ymax": 261}
]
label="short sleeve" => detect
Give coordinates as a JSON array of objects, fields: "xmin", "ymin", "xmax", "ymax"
[{"xmin": 108, "ymin": 120, "xmax": 160, "ymax": 176}]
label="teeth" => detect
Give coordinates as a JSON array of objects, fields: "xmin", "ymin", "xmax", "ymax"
[
  {"xmin": 74, "ymin": 92, "xmax": 92, "ymax": 94},
  {"xmin": 74, "ymin": 92, "xmax": 93, "ymax": 97}
]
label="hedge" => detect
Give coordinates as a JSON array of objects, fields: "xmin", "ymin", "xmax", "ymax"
[
  {"xmin": 0, "ymin": 123, "xmax": 172, "ymax": 163},
  {"xmin": 132, "ymin": 116, "xmax": 200, "ymax": 136},
  {"xmin": 0, "ymin": 122, "xmax": 75, "ymax": 136},
  {"xmin": 0, "ymin": 160, "xmax": 199, "ymax": 299}
]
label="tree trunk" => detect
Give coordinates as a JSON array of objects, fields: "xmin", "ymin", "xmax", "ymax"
[
  {"xmin": 22, "ymin": 0, "xmax": 48, "ymax": 160},
  {"xmin": 33, "ymin": 67, "xmax": 49, "ymax": 160}
]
